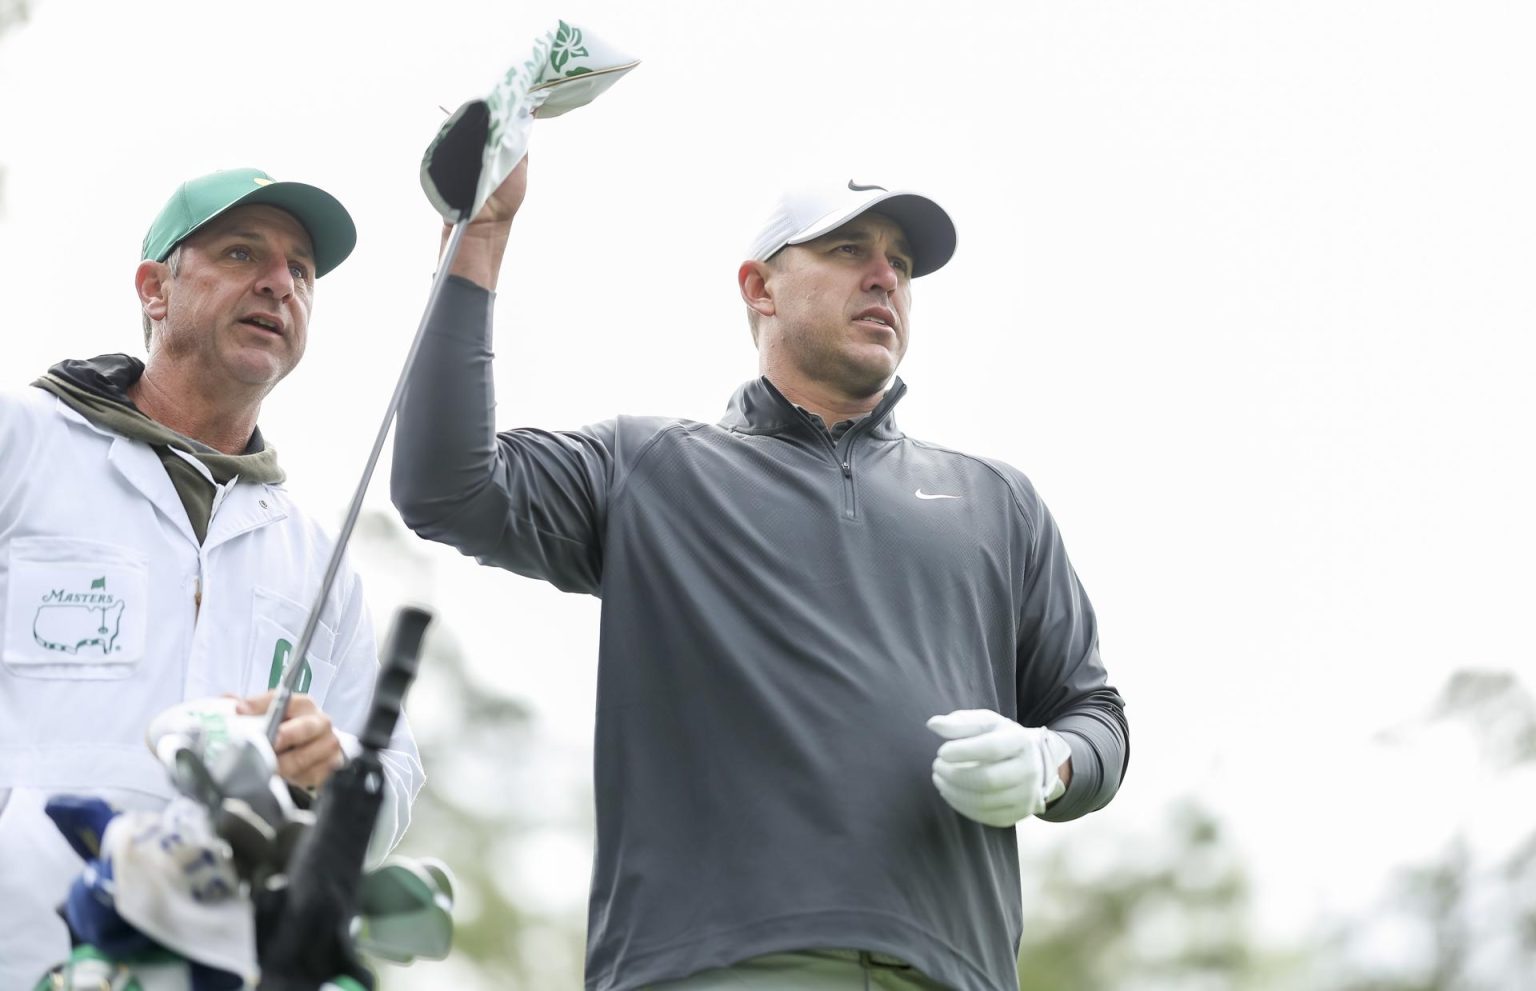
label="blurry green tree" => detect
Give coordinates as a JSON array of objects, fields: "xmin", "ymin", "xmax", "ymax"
[
  {"xmin": 0, "ymin": 0, "xmax": 26, "ymax": 39},
  {"xmin": 1321, "ymin": 670, "xmax": 1536, "ymax": 991},
  {"xmin": 352, "ymin": 510, "xmax": 588, "ymax": 990},
  {"xmin": 1015, "ymin": 801, "xmax": 1306, "ymax": 991},
  {"xmin": 1011, "ymin": 670, "xmax": 1536, "ymax": 991},
  {"xmin": 0, "ymin": 0, "xmax": 30, "ymax": 214}
]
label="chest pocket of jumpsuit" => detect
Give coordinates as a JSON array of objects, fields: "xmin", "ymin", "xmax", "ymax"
[
  {"xmin": 247, "ymin": 586, "xmax": 338, "ymax": 704},
  {"xmin": 2, "ymin": 536, "xmax": 148, "ymax": 679}
]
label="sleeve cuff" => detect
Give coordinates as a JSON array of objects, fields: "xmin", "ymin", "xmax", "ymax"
[
  {"xmin": 1038, "ymin": 729, "xmax": 1101, "ymax": 822},
  {"xmin": 334, "ymin": 727, "xmax": 363, "ymax": 763}
]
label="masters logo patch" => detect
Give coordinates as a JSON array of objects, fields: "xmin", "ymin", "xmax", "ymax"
[
  {"xmin": 33, "ymin": 575, "xmax": 127, "ymax": 655},
  {"xmin": 4, "ymin": 539, "xmax": 148, "ymax": 672}
]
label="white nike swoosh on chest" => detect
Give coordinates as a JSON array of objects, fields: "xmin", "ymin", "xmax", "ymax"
[{"xmin": 914, "ymin": 489, "xmax": 961, "ymax": 500}]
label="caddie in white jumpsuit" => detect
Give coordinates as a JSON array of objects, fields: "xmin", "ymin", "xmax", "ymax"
[{"xmin": 0, "ymin": 168, "xmax": 424, "ymax": 988}]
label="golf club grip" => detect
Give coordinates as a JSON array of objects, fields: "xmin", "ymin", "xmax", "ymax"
[
  {"xmin": 257, "ymin": 754, "xmax": 382, "ymax": 991},
  {"xmin": 361, "ymin": 606, "xmax": 432, "ymax": 752}
]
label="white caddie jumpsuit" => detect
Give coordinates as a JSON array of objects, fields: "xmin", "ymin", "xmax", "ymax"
[{"xmin": 0, "ymin": 386, "xmax": 424, "ymax": 988}]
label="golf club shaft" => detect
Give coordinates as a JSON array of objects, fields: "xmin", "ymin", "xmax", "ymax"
[{"xmin": 267, "ymin": 219, "xmax": 472, "ymax": 745}]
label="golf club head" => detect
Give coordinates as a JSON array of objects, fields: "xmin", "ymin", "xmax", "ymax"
[
  {"xmin": 148, "ymin": 697, "xmax": 313, "ymax": 882},
  {"xmin": 417, "ymin": 857, "xmax": 455, "ymax": 904},
  {"xmin": 353, "ymin": 856, "xmax": 455, "ymax": 963},
  {"xmin": 169, "ymin": 745, "xmax": 223, "ymax": 810},
  {"xmin": 216, "ymin": 797, "xmax": 278, "ymax": 882},
  {"xmin": 205, "ymin": 734, "xmax": 295, "ymax": 829},
  {"xmin": 148, "ymin": 697, "xmax": 276, "ymax": 800}
]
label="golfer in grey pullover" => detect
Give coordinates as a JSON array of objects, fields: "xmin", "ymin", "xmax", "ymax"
[{"xmin": 391, "ymin": 159, "xmax": 1128, "ymax": 991}]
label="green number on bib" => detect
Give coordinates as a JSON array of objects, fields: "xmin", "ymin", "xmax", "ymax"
[{"xmin": 266, "ymin": 638, "xmax": 312, "ymax": 694}]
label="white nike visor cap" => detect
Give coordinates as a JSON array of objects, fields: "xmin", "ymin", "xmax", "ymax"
[{"xmin": 747, "ymin": 179, "xmax": 957, "ymax": 278}]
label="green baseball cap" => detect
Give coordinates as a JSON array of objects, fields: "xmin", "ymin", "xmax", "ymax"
[{"xmin": 141, "ymin": 168, "xmax": 357, "ymax": 277}]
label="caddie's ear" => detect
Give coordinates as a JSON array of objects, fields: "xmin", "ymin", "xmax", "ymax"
[
  {"xmin": 136, "ymin": 259, "xmax": 171, "ymax": 325},
  {"xmin": 738, "ymin": 260, "xmax": 775, "ymax": 321}
]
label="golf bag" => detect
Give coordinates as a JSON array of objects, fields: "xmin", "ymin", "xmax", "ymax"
[{"xmin": 33, "ymin": 607, "xmax": 449, "ymax": 991}]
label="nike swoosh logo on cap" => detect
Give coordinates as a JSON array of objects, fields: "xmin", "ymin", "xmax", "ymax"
[
  {"xmin": 848, "ymin": 180, "xmax": 888, "ymax": 192},
  {"xmin": 915, "ymin": 489, "xmax": 961, "ymax": 500}
]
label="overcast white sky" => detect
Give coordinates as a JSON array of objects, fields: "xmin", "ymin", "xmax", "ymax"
[{"xmin": 3, "ymin": 0, "xmax": 1534, "ymax": 950}]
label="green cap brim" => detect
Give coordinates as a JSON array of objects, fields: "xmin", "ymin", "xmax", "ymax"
[{"xmin": 142, "ymin": 168, "xmax": 357, "ymax": 278}]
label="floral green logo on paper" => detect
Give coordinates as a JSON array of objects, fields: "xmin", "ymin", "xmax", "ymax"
[
  {"xmin": 550, "ymin": 21, "xmax": 592, "ymax": 78},
  {"xmin": 484, "ymin": 29, "xmax": 554, "ymax": 151},
  {"xmin": 34, "ymin": 576, "xmax": 126, "ymax": 655},
  {"xmin": 193, "ymin": 707, "xmax": 237, "ymax": 766}
]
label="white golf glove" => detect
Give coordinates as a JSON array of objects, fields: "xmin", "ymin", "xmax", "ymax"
[{"xmin": 927, "ymin": 709, "xmax": 1073, "ymax": 828}]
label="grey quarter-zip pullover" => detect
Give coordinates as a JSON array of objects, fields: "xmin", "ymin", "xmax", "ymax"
[{"xmin": 391, "ymin": 276, "xmax": 1128, "ymax": 991}]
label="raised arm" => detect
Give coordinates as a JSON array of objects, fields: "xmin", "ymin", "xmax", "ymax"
[
  {"xmin": 390, "ymin": 157, "xmax": 615, "ymax": 594},
  {"xmin": 390, "ymin": 156, "xmax": 526, "ymax": 533},
  {"xmin": 441, "ymin": 154, "xmax": 527, "ymax": 291}
]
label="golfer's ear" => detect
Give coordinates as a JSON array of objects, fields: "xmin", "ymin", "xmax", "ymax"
[
  {"xmin": 738, "ymin": 260, "xmax": 775, "ymax": 319},
  {"xmin": 136, "ymin": 259, "xmax": 170, "ymax": 324}
]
